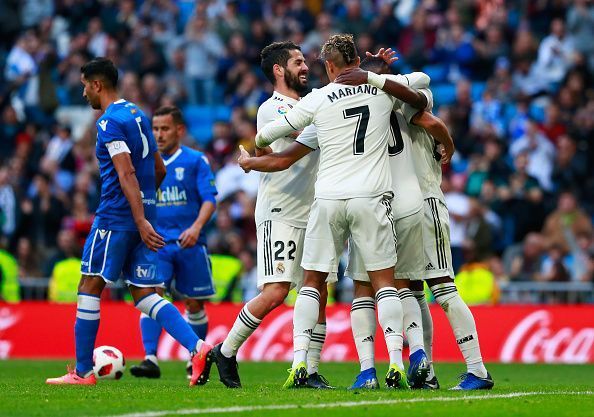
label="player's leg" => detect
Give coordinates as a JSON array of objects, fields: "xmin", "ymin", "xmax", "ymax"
[
  {"xmin": 424, "ymin": 198, "xmax": 492, "ymax": 390},
  {"xmin": 131, "ymin": 243, "xmax": 175, "ymax": 378},
  {"xmin": 306, "ymin": 283, "xmax": 334, "ymax": 389},
  {"xmin": 394, "ymin": 211, "xmax": 430, "ymax": 387},
  {"xmin": 289, "ymin": 199, "xmax": 345, "ymax": 388},
  {"xmin": 212, "ymin": 281, "xmax": 290, "ymax": 388},
  {"xmin": 349, "ymin": 280, "xmax": 379, "ymax": 390},
  {"xmin": 410, "ymin": 279, "xmax": 437, "ymax": 389},
  {"xmin": 349, "ymin": 194, "xmax": 406, "ymax": 389},
  {"xmin": 125, "ymin": 237, "xmax": 212, "ymax": 387},
  {"xmin": 130, "ymin": 287, "xmax": 165, "ymax": 378},
  {"xmin": 46, "ymin": 227, "xmax": 118, "ymax": 385}
]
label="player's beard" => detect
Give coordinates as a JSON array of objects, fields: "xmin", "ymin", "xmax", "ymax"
[{"xmin": 285, "ymin": 70, "xmax": 308, "ymax": 94}]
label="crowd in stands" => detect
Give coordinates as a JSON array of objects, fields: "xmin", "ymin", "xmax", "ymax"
[{"xmin": 0, "ymin": 0, "xmax": 593, "ymax": 304}]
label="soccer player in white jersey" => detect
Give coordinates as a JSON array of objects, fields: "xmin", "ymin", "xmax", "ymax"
[
  {"xmin": 340, "ymin": 56, "xmax": 493, "ymax": 391},
  {"xmin": 337, "ymin": 56, "xmax": 432, "ymax": 390},
  {"xmin": 208, "ymin": 41, "xmax": 333, "ymax": 389},
  {"xmin": 254, "ymin": 34, "xmax": 429, "ymax": 389}
]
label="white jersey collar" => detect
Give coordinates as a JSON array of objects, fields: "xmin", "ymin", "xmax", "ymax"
[
  {"xmin": 163, "ymin": 147, "xmax": 183, "ymax": 166},
  {"xmin": 273, "ymin": 91, "xmax": 299, "ymax": 104}
]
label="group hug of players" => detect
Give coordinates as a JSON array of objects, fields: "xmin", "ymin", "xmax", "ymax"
[{"xmin": 46, "ymin": 33, "xmax": 493, "ymax": 392}]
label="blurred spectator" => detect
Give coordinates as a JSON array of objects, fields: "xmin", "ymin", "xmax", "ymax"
[
  {"xmin": 504, "ymin": 233, "xmax": 545, "ymax": 282},
  {"xmin": 541, "ymin": 191, "xmax": 593, "ymax": 254},
  {"xmin": 509, "ymin": 120, "xmax": 555, "ymax": 191},
  {"xmin": 444, "ymin": 174, "xmax": 471, "ymax": 272},
  {"xmin": 16, "ymin": 237, "xmax": 41, "ymax": 279},
  {"xmin": 533, "ymin": 18, "xmax": 575, "ymax": 89},
  {"xmin": 184, "ymin": 15, "xmax": 224, "ymax": 105}
]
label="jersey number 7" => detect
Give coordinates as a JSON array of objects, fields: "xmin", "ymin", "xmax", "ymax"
[{"xmin": 344, "ymin": 106, "xmax": 404, "ymax": 156}]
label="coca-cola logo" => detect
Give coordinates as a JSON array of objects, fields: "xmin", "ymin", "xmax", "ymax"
[
  {"xmin": 0, "ymin": 307, "xmax": 20, "ymax": 359},
  {"xmin": 500, "ymin": 310, "xmax": 594, "ymax": 364}
]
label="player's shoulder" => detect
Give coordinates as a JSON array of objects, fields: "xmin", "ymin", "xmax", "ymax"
[
  {"xmin": 181, "ymin": 146, "xmax": 211, "ymax": 167},
  {"xmin": 258, "ymin": 94, "xmax": 292, "ymax": 118},
  {"xmin": 102, "ymin": 100, "xmax": 144, "ymax": 125}
]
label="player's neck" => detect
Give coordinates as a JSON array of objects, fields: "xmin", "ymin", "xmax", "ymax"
[
  {"xmin": 273, "ymin": 84, "xmax": 300, "ymax": 101},
  {"xmin": 162, "ymin": 144, "xmax": 181, "ymax": 157},
  {"xmin": 99, "ymin": 91, "xmax": 123, "ymax": 112}
]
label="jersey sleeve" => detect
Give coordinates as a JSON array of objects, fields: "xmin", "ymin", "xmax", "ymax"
[
  {"xmin": 98, "ymin": 117, "xmax": 126, "ymax": 145},
  {"xmin": 401, "ymin": 88, "xmax": 434, "ymax": 123},
  {"xmin": 295, "ymin": 124, "xmax": 319, "ymax": 149},
  {"xmin": 196, "ymin": 154, "xmax": 218, "ymax": 204},
  {"xmin": 255, "ymin": 91, "xmax": 319, "ymax": 148}
]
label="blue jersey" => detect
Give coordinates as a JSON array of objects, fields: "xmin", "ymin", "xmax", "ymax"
[
  {"xmin": 157, "ymin": 146, "xmax": 217, "ymax": 244},
  {"xmin": 94, "ymin": 99, "xmax": 158, "ymax": 231}
]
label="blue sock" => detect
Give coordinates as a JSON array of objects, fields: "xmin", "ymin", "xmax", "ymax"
[
  {"xmin": 140, "ymin": 313, "xmax": 162, "ymax": 356},
  {"xmin": 135, "ymin": 293, "xmax": 199, "ymax": 353},
  {"xmin": 75, "ymin": 293, "xmax": 101, "ymax": 375},
  {"xmin": 186, "ymin": 309, "xmax": 208, "ymax": 341}
]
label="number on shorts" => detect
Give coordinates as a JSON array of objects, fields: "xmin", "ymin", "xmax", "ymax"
[
  {"xmin": 388, "ymin": 112, "xmax": 404, "ymax": 156},
  {"xmin": 274, "ymin": 240, "xmax": 296, "ymax": 261},
  {"xmin": 344, "ymin": 105, "xmax": 370, "ymax": 155}
]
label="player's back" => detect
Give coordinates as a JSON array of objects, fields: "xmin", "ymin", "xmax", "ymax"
[
  {"xmin": 255, "ymin": 91, "xmax": 319, "ymax": 229},
  {"xmin": 304, "ymin": 82, "xmax": 394, "ymax": 199},
  {"xmin": 387, "ymin": 109, "xmax": 424, "ymax": 218},
  {"xmin": 411, "ymin": 124, "xmax": 445, "ymax": 202},
  {"xmin": 157, "ymin": 146, "xmax": 215, "ymax": 243},
  {"xmin": 95, "ymin": 99, "xmax": 157, "ymax": 231}
]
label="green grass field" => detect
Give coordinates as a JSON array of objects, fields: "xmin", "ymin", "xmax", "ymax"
[{"xmin": 0, "ymin": 360, "xmax": 592, "ymax": 417}]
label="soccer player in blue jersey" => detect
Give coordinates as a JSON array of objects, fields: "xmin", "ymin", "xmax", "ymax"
[
  {"xmin": 130, "ymin": 105, "xmax": 217, "ymax": 379},
  {"xmin": 46, "ymin": 58, "xmax": 213, "ymax": 386}
]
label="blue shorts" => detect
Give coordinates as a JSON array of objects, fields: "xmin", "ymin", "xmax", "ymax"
[
  {"xmin": 81, "ymin": 227, "xmax": 163, "ymax": 287},
  {"xmin": 159, "ymin": 242, "xmax": 215, "ymax": 299}
]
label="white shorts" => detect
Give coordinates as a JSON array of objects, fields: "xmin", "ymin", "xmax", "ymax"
[
  {"xmin": 257, "ymin": 221, "xmax": 337, "ymax": 291},
  {"xmin": 257, "ymin": 220, "xmax": 305, "ymax": 290},
  {"xmin": 302, "ymin": 194, "xmax": 397, "ymax": 273},
  {"xmin": 422, "ymin": 198, "xmax": 455, "ymax": 279},
  {"xmin": 346, "ymin": 210, "xmax": 424, "ymax": 281}
]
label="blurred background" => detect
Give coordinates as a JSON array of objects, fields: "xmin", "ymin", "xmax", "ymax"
[{"xmin": 0, "ymin": 0, "xmax": 593, "ymax": 306}]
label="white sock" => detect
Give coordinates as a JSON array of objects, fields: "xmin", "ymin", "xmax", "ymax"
[
  {"xmin": 292, "ymin": 287, "xmax": 320, "ymax": 368},
  {"xmin": 221, "ymin": 304, "xmax": 262, "ymax": 358},
  {"xmin": 413, "ymin": 290, "xmax": 435, "ymax": 379},
  {"xmin": 145, "ymin": 354, "xmax": 158, "ymax": 365},
  {"xmin": 351, "ymin": 297, "xmax": 376, "ymax": 371},
  {"xmin": 398, "ymin": 288, "xmax": 425, "ymax": 355},
  {"xmin": 307, "ymin": 323, "xmax": 326, "ymax": 374},
  {"xmin": 375, "ymin": 287, "xmax": 404, "ymax": 368},
  {"xmin": 431, "ymin": 282, "xmax": 488, "ymax": 378}
]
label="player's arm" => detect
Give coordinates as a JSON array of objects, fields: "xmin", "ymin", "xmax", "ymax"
[
  {"xmin": 111, "ymin": 151, "xmax": 165, "ymax": 251},
  {"xmin": 255, "ymin": 94, "xmax": 317, "ymax": 149},
  {"xmin": 411, "ymin": 111, "xmax": 455, "ymax": 164},
  {"xmin": 154, "ymin": 152, "xmax": 166, "ymax": 188},
  {"xmin": 238, "ymin": 142, "xmax": 312, "ymax": 172},
  {"xmin": 178, "ymin": 155, "xmax": 218, "ymax": 248},
  {"xmin": 335, "ymin": 68, "xmax": 428, "ymax": 109}
]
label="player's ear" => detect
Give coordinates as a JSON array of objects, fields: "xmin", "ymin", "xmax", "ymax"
[
  {"xmin": 355, "ymin": 56, "xmax": 361, "ymax": 66},
  {"xmin": 273, "ymin": 63, "xmax": 283, "ymax": 78}
]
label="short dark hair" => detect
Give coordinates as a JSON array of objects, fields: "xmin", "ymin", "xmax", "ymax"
[
  {"xmin": 261, "ymin": 41, "xmax": 301, "ymax": 84},
  {"xmin": 81, "ymin": 58, "xmax": 118, "ymax": 89},
  {"xmin": 360, "ymin": 56, "xmax": 389, "ymax": 74},
  {"xmin": 153, "ymin": 105, "xmax": 185, "ymax": 125},
  {"xmin": 321, "ymin": 34, "xmax": 358, "ymax": 68}
]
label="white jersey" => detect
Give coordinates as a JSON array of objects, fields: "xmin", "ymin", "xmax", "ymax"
[
  {"xmin": 254, "ymin": 91, "xmax": 319, "ymax": 228},
  {"xmin": 257, "ymin": 82, "xmax": 396, "ymax": 199},
  {"xmin": 401, "ymin": 88, "xmax": 446, "ymax": 204}
]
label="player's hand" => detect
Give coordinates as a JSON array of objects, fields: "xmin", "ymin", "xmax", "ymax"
[
  {"xmin": 334, "ymin": 67, "xmax": 369, "ymax": 86},
  {"xmin": 178, "ymin": 225, "xmax": 201, "ymax": 248},
  {"xmin": 365, "ymin": 47, "xmax": 399, "ymax": 65},
  {"xmin": 137, "ymin": 219, "xmax": 165, "ymax": 252},
  {"xmin": 441, "ymin": 145, "xmax": 455, "ymax": 165},
  {"xmin": 238, "ymin": 145, "xmax": 252, "ymax": 173}
]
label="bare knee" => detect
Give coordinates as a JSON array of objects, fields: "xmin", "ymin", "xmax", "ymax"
[
  {"xmin": 78, "ymin": 276, "xmax": 106, "ymax": 296},
  {"xmin": 261, "ymin": 284, "xmax": 290, "ymax": 310},
  {"xmin": 185, "ymin": 298, "xmax": 204, "ymax": 314}
]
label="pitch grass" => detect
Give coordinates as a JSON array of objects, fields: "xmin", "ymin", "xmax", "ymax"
[{"xmin": 0, "ymin": 361, "xmax": 593, "ymax": 417}]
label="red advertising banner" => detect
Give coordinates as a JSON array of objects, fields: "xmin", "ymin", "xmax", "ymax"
[{"xmin": 1, "ymin": 302, "xmax": 593, "ymax": 363}]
